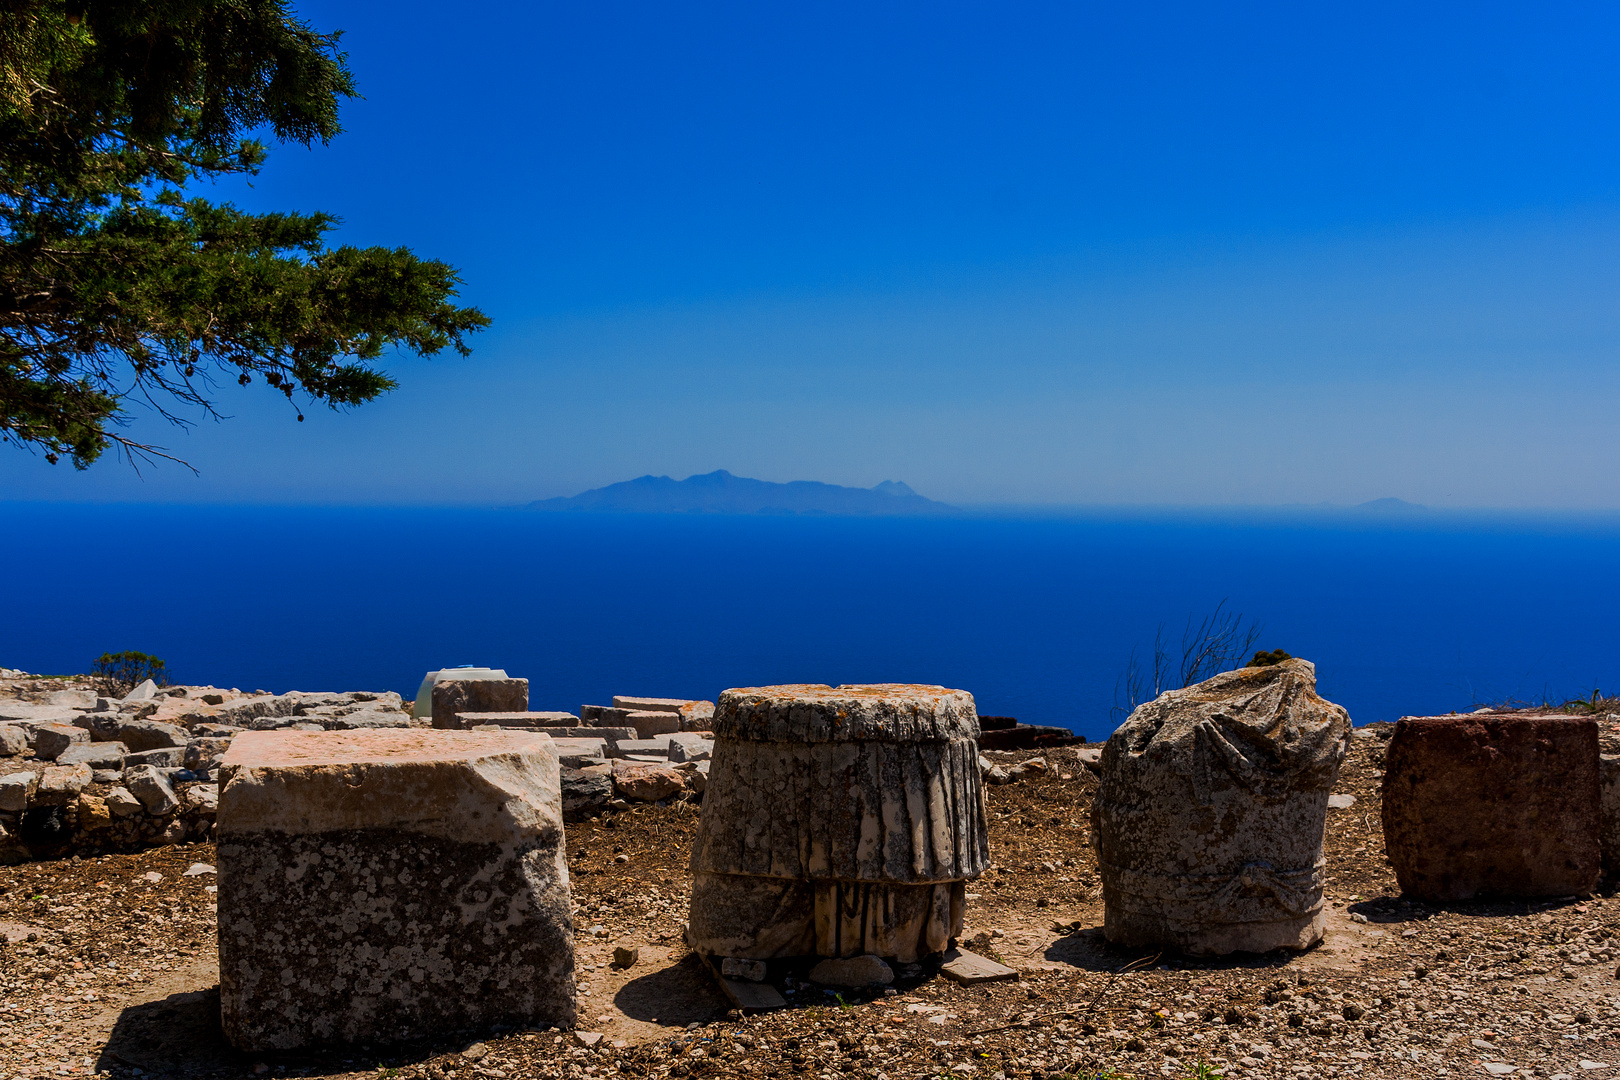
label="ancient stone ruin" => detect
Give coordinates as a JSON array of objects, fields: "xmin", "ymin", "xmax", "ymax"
[
  {"xmin": 1381, "ymin": 712, "xmax": 1601, "ymax": 901},
  {"xmin": 215, "ymin": 728, "xmax": 576, "ymax": 1050},
  {"xmin": 1092, "ymin": 657, "xmax": 1350, "ymax": 956},
  {"xmin": 687, "ymin": 684, "xmax": 988, "ymax": 970}
]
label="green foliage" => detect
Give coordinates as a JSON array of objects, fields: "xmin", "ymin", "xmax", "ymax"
[
  {"xmin": 1560, "ymin": 688, "xmax": 1616, "ymax": 715},
  {"xmin": 90, "ymin": 649, "xmax": 166, "ymax": 695},
  {"xmin": 1182, "ymin": 1063, "xmax": 1224, "ymax": 1080},
  {"xmin": 0, "ymin": 0, "xmax": 488, "ymax": 468},
  {"xmin": 1247, "ymin": 648, "xmax": 1292, "ymax": 667}
]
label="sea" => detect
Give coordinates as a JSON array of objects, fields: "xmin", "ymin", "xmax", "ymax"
[{"xmin": 3, "ymin": 503, "xmax": 1618, "ymax": 742}]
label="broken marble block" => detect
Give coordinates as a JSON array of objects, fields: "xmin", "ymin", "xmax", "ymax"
[
  {"xmin": 216, "ymin": 728, "xmax": 576, "ymax": 1051},
  {"xmin": 1382, "ymin": 713, "xmax": 1599, "ymax": 901},
  {"xmin": 688, "ymin": 684, "xmax": 988, "ymax": 965},
  {"xmin": 1093, "ymin": 658, "xmax": 1350, "ymax": 956},
  {"xmin": 430, "ymin": 679, "xmax": 529, "ymax": 729}
]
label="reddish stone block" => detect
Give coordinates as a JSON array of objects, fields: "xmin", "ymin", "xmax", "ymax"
[{"xmin": 1382, "ymin": 714, "xmax": 1600, "ymax": 901}]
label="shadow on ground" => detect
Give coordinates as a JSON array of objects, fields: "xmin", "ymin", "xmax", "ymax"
[
  {"xmin": 98, "ymin": 984, "xmax": 485, "ymax": 1075},
  {"xmin": 1041, "ymin": 924, "xmax": 1326, "ymax": 973},
  {"xmin": 99, "ymin": 985, "xmax": 239, "ymax": 1073},
  {"xmin": 613, "ymin": 953, "xmax": 731, "ymax": 1026}
]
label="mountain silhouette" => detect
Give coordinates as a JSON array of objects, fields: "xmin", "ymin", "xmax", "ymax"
[{"xmin": 526, "ymin": 470, "xmax": 955, "ymax": 516}]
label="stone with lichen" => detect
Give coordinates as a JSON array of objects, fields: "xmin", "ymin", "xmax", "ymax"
[
  {"xmin": 1093, "ymin": 657, "xmax": 1350, "ymax": 956},
  {"xmin": 216, "ymin": 728, "xmax": 575, "ymax": 1050}
]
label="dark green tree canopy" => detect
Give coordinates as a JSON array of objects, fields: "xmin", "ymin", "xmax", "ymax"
[{"xmin": 0, "ymin": 0, "xmax": 488, "ymax": 467}]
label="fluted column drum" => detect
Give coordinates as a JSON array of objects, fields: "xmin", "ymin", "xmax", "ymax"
[{"xmin": 688, "ymin": 684, "xmax": 989, "ymax": 964}]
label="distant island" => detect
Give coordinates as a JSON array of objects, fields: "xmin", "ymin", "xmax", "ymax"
[
  {"xmin": 526, "ymin": 470, "xmax": 957, "ymax": 516},
  {"xmin": 1355, "ymin": 497, "xmax": 1428, "ymax": 513}
]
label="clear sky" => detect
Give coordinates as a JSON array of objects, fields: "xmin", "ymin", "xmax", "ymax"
[{"xmin": 6, "ymin": 0, "xmax": 1620, "ymax": 508}]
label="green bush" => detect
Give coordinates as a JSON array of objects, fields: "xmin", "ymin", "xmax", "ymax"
[
  {"xmin": 1247, "ymin": 648, "xmax": 1293, "ymax": 668},
  {"xmin": 90, "ymin": 651, "xmax": 167, "ymax": 697}
]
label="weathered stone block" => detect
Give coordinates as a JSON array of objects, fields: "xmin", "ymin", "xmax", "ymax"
[
  {"xmin": 181, "ymin": 783, "xmax": 219, "ymax": 814},
  {"xmin": 431, "ymin": 679, "xmax": 528, "ymax": 729},
  {"xmin": 216, "ymin": 728, "xmax": 575, "ymax": 1051},
  {"xmin": 126, "ymin": 747, "xmax": 185, "ymax": 769},
  {"xmin": 117, "ymin": 718, "xmax": 189, "ymax": 752},
  {"xmin": 1093, "ymin": 658, "xmax": 1349, "ymax": 956},
  {"xmin": 611, "ymin": 760, "xmax": 685, "ymax": 801},
  {"xmin": 33, "ymin": 763, "xmax": 92, "ymax": 805},
  {"xmin": 679, "ymin": 700, "xmax": 716, "ymax": 731},
  {"xmin": 627, "ymin": 711, "xmax": 681, "ymax": 738},
  {"xmin": 549, "ymin": 738, "xmax": 608, "ymax": 767},
  {"xmin": 57, "ymin": 742, "xmax": 126, "ymax": 770},
  {"xmin": 105, "ymin": 786, "xmax": 142, "ymax": 818},
  {"xmin": 455, "ymin": 711, "xmax": 578, "ymax": 728},
  {"xmin": 1602, "ymin": 754, "xmax": 1620, "ymax": 880},
  {"xmin": 0, "ymin": 771, "xmax": 36, "ymax": 811},
  {"xmin": 559, "ymin": 727, "xmax": 636, "ymax": 748},
  {"xmin": 561, "ymin": 767, "xmax": 612, "ymax": 818},
  {"xmin": 33, "ymin": 724, "xmax": 87, "ymax": 761},
  {"xmin": 612, "ymin": 696, "xmax": 687, "ymax": 714},
  {"xmin": 1382, "ymin": 713, "xmax": 1600, "ymax": 901},
  {"xmin": 0, "ymin": 724, "xmax": 28, "ymax": 756},
  {"xmin": 808, "ymin": 954, "xmax": 893, "ymax": 988},
  {"xmin": 184, "ymin": 737, "xmax": 234, "ymax": 772},
  {"xmin": 77, "ymin": 793, "xmax": 112, "ymax": 831},
  {"xmin": 667, "ymin": 733, "xmax": 713, "ymax": 763},
  {"xmin": 613, "ymin": 737, "xmax": 671, "ymax": 758},
  {"xmin": 125, "ymin": 764, "xmax": 180, "ymax": 815}
]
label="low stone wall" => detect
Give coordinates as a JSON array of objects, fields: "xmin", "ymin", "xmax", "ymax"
[{"xmin": 0, "ymin": 676, "xmax": 413, "ymax": 864}]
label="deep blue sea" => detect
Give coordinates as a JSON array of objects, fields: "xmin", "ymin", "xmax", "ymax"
[{"xmin": 3, "ymin": 504, "xmax": 1618, "ymax": 741}]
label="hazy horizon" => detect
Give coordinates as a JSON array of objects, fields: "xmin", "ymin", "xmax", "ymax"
[{"xmin": 4, "ymin": 3, "xmax": 1620, "ymax": 509}]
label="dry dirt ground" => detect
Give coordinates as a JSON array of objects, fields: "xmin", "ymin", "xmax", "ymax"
[{"xmin": 4, "ymin": 732, "xmax": 1620, "ymax": 1080}]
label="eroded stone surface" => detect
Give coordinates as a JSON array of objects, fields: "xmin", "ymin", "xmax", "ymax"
[
  {"xmin": 1602, "ymin": 754, "xmax": 1620, "ymax": 880},
  {"xmin": 216, "ymin": 728, "xmax": 575, "ymax": 1050},
  {"xmin": 33, "ymin": 723, "xmax": 87, "ymax": 760},
  {"xmin": 431, "ymin": 680, "xmax": 529, "ymax": 730},
  {"xmin": 1383, "ymin": 713, "xmax": 1599, "ymax": 901},
  {"xmin": 689, "ymin": 684, "xmax": 987, "ymax": 965},
  {"xmin": 808, "ymin": 953, "xmax": 894, "ymax": 987},
  {"xmin": 1093, "ymin": 658, "xmax": 1350, "ymax": 956},
  {"xmin": 611, "ymin": 760, "xmax": 685, "ymax": 802}
]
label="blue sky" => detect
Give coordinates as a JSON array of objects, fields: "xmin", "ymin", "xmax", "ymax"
[{"xmin": 7, "ymin": 0, "xmax": 1620, "ymax": 507}]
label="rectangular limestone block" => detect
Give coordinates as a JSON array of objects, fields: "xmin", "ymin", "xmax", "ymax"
[
  {"xmin": 1382, "ymin": 714, "xmax": 1600, "ymax": 901},
  {"xmin": 549, "ymin": 738, "xmax": 608, "ymax": 766},
  {"xmin": 627, "ymin": 711, "xmax": 681, "ymax": 738},
  {"xmin": 454, "ymin": 711, "xmax": 579, "ymax": 728},
  {"xmin": 431, "ymin": 679, "xmax": 529, "ymax": 729},
  {"xmin": 612, "ymin": 696, "xmax": 689, "ymax": 714},
  {"xmin": 538, "ymin": 726, "xmax": 636, "ymax": 746},
  {"xmin": 216, "ymin": 729, "xmax": 575, "ymax": 1051},
  {"xmin": 613, "ymin": 737, "xmax": 673, "ymax": 759}
]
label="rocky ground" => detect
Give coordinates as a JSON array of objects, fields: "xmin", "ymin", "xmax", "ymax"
[{"xmin": 4, "ymin": 722, "xmax": 1620, "ymax": 1080}]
